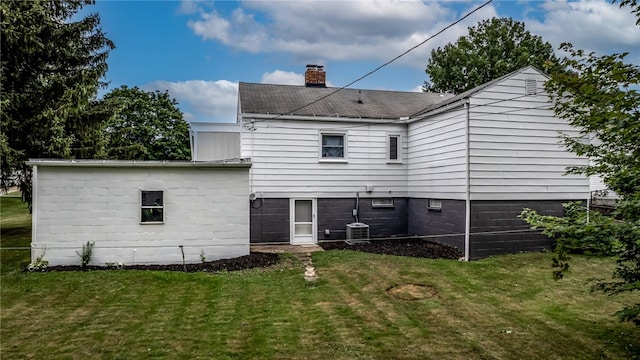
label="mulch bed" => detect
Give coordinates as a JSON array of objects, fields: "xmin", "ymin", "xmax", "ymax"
[
  {"xmin": 34, "ymin": 239, "xmax": 461, "ymax": 273},
  {"xmin": 39, "ymin": 252, "xmax": 280, "ymax": 273},
  {"xmin": 320, "ymin": 239, "xmax": 463, "ymax": 259}
]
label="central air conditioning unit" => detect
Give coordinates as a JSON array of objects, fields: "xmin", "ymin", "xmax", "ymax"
[{"xmin": 346, "ymin": 222, "xmax": 370, "ymax": 245}]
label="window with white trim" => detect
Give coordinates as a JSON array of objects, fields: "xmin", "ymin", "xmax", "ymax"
[
  {"xmin": 320, "ymin": 132, "xmax": 347, "ymax": 160},
  {"xmin": 372, "ymin": 198, "xmax": 394, "ymax": 208},
  {"xmin": 141, "ymin": 190, "xmax": 164, "ymax": 223},
  {"xmin": 387, "ymin": 134, "xmax": 401, "ymax": 163},
  {"xmin": 427, "ymin": 199, "xmax": 442, "ymax": 211}
]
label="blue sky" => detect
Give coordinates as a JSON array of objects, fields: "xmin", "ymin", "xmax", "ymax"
[{"xmin": 86, "ymin": 0, "xmax": 640, "ymax": 123}]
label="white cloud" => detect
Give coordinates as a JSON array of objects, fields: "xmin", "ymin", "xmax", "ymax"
[
  {"xmin": 187, "ymin": 10, "xmax": 232, "ymax": 43},
  {"xmin": 528, "ymin": 0, "xmax": 640, "ymax": 61},
  {"xmin": 185, "ymin": 1, "xmax": 498, "ymax": 68},
  {"xmin": 261, "ymin": 70, "xmax": 304, "ymax": 85},
  {"xmin": 260, "ymin": 70, "xmax": 335, "ymax": 87},
  {"xmin": 408, "ymin": 84, "xmax": 424, "ymax": 93},
  {"xmin": 144, "ymin": 80, "xmax": 239, "ymax": 123}
]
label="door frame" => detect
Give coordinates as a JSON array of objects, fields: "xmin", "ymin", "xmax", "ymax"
[{"xmin": 289, "ymin": 198, "xmax": 317, "ymax": 245}]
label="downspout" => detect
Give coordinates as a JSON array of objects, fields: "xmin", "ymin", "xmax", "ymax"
[
  {"xmin": 31, "ymin": 164, "xmax": 38, "ymax": 263},
  {"xmin": 354, "ymin": 192, "xmax": 360, "ymax": 223},
  {"xmin": 464, "ymin": 99, "xmax": 471, "ymax": 262}
]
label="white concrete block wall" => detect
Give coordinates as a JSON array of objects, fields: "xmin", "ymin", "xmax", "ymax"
[{"xmin": 32, "ymin": 165, "xmax": 250, "ymax": 266}]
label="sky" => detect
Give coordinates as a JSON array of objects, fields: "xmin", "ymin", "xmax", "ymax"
[{"xmin": 85, "ymin": 0, "xmax": 640, "ymax": 123}]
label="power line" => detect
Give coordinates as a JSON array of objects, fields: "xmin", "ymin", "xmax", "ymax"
[
  {"xmin": 260, "ymin": 91, "xmax": 551, "ymax": 132},
  {"xmin": 268, "ymin": 0, "xmax": 494, "ymax": 120}
]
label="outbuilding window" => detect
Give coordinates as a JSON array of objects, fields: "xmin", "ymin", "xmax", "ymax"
[{"xmin": 141, "ymin": 190, "xmax": 164, "ymax": 224}]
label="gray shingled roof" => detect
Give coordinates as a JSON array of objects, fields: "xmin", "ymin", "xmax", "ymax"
[{"xmin": 238, "ymin": 82, "xmax": 454, "ymax": 120}]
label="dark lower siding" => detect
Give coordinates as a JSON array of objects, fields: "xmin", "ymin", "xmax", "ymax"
[
  {"xmin": 250, "ymin": 198, "xmax": 289, "ymax": 243},
  {"xmin": 408, "ymin": 198, "xmax": 465, "ymax": 251},
  {"xmin": 469, "ymin": 200, "xmax": 568, "ymax": 260},
  {"xmin": 317, "ymin": 198, "xmax": 408, "ymax": 241}
]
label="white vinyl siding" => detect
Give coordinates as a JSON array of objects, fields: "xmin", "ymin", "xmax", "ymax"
[
  {"xmin": 467, "ymin": 67, "xmax": 589, "ymax": 200},
  {"xmin": 241, "ymin": 120, "xmax": 408, "ymax": 197},
  {"xmin": 408, "ymin": 108, "xmax": 467, "ymax": 199},
  {"xmin": 194, "ymin": 132, "xmax": 240, "ymax": 161}
]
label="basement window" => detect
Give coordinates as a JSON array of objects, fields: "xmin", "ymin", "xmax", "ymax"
[
  {"xmin": 427, "ymin": 199, "xmax": 442, "ymax": 211},
  {"xmin": 372, "ymin": 198, "xmax": 394, "ymax": 208},
  {"xmin": 141, "ymin": 190, "xmax": 164, "ymax": 224}
]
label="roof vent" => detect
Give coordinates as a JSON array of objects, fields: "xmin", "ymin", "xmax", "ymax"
[{"xmin": 305, "ymin": 64, "xmax": 326, "ymax": 88}]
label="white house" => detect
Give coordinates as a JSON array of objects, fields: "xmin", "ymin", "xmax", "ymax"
[
  {"xmin": 28, "ymin": 159, "xmax": 251, "ymax": 266},
  {"xmin": 192, "ymin": 65, "xmax": 589, "ymax": 260}
]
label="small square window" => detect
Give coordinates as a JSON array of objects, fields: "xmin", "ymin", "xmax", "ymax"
[
  {"xmin": 141, "ymin": 190, "xmax": 164, "ymax": 223},
  {"xmin": 427, "ymin": 199, "xmax": 442, "ymax": 211},
  {"xmin": 320, "ymin": 133, "xmax": 347, "ymax": 160},
  {"xmin": 372, "ymin": 198, "xmax": 394, "ymax": 208},
  {"xmin": 387, "ymin": 134, "xmax": 401, "ymax": 163}
]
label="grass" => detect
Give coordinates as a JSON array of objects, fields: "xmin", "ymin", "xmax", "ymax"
[
  {"xmin": 2, "ymin": 194, "xmax": 639, "ymax": 359},
  {"xmin": 1, "ymin": 193, "xmax": 31, "ymax": 273}
]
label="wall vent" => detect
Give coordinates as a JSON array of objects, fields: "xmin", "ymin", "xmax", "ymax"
[
  {"xmin": 525, "ymin": 79, "xmax": 537, "ymax": 95},
  {"xmin": 346, "ymin": 222, "xmax": 370, "ymax": 244}
]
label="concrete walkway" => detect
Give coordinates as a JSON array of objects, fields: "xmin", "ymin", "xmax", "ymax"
[{"xmin": 251, "ymin": 244, "xmax": 324, "ymax": 281}]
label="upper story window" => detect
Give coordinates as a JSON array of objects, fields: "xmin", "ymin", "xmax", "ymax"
[
  {"xmin": 320, "ymin": 132, "xmax": 347, "ymax": 161},
  {"xmin": 141, "ymin": 190, "xmax": 164, "ymax": 224},
  {"xmin": 387, "ymin": 134, "xmax": 402, "ymax": 163}
]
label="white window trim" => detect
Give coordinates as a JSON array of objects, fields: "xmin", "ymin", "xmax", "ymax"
[
  {"xmin": 140, "ymin": 189, "xmax": 165, "ymax": 224},
  {"xmin": 387, "ymin": 133, "xmax": 402, "ymax": 163},
  {"xmin": 372, "ymin": 198, "xmax": 394, "ymax": 208},
  {"xmin": 427, "ymin": 198, "xmax": 442, "ymax": 211},
  {"xmin": 319, "ymin": 131, "xmax": 348, "ymax": 163}
]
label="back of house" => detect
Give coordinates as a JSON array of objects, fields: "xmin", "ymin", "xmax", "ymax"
[{"xmin": 192, "ymin": 65, "xmax": 589, "ymax": 259}]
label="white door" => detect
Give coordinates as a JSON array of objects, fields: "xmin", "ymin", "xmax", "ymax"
[{"xmin": 290, "ymin": 198, "xmax": 316, "ymax": 244}]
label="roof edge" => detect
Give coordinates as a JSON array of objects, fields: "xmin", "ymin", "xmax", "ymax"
[
  {"xmin": 416, "ymin": 65, "xmax": 549, "ymax": 117},
  {"xmin": 27, "ymin": 158, "xmax": 252, "ymax": 169}
]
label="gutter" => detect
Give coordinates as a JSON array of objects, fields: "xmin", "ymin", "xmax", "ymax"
[
  {"xmin": 26, "ymin": 159, "xmax": 252, "ymax": 169},
  {"xmin": 240, "ymin": 113, "xmax": 404, "ymax": 124},
  {"xmin": 407, "ymin": 98, "xmax": 468, "ymax": 123}
]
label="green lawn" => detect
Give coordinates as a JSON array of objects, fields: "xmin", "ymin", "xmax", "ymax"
[{"xmin": 1, "ymin": 194, "xmax": 639, "ymax": 359}]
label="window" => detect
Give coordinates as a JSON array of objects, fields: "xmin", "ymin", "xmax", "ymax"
[
  {"xmin": 427, "ymin": 199, "xmax": 442, "ymax": 211},
  {"xmin": 372, "ymin": 198, "xmax": 394, "ymax": 208},
  {"xmin": 387, "ymin": 134, "xmax": 401, "ymax": 163},
  {"xmin": 141, "ymin": 190, "xmax": 164, "ymax": 223},
  {"xmin": 320, "ymin": 132, "xmax": 347, "ymax": 160}
]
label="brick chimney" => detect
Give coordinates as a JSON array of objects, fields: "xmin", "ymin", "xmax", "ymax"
[{"xmin": 305, "ymin": 64, "xmax": 326, "ymax": 87}]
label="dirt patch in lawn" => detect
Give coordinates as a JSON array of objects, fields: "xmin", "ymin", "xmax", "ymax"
[
  {"xmin": 320, "ymin": 239, "xmax": 462, "ymax": 259},
  {"xmin": 39, "ymin": 252, "xmax": 280, "ymax": 273},
  {"xmin": 387, "ymin": 284, "xmax": 438, "ymax": 301}
]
